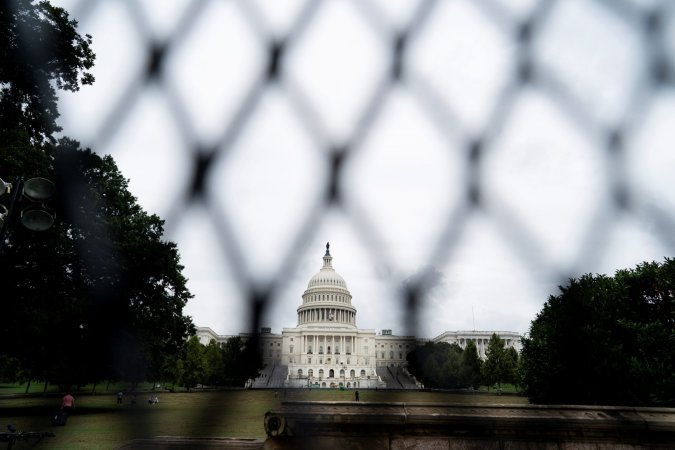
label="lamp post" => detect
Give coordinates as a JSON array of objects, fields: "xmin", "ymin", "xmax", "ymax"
[{"xmin": 0, "ymin": 177, "xmax": 56, "ymax": 252}]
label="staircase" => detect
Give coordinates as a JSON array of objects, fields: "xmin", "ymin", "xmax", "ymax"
[{"xmin": 250, "ymin": 365, "xmax": 288, "ymax": 388}]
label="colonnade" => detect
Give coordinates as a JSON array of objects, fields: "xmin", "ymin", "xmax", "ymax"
[
  {"xmin": 301, "ymin": 334, "xmax": 356, "ymax": 357},
  {"xmin": 298, "ymin": 307, "xmax": 355, "ymax": 325}
]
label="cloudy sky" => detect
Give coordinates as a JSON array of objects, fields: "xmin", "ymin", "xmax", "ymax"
[{"xmin": 53, "ymin": 0, "xmax": 674, "ymax": 338}]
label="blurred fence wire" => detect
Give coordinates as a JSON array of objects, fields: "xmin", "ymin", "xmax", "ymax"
[
  {"xmin": 13, "ymin": 0, "xmax": 675, "ymax": 441},
  {"xmin": 57, "ymin": 0, "xmax": 675, "ymax": 337}
]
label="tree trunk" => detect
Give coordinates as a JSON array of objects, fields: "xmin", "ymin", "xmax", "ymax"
[
  {"xmin": 24, "ymin": 379, "xmax": 31, "ymax": 394},
  {"xmin": 43, "ymin": 380, "xmax": 49, "ymax": 393},
  {"xmin": 92, "ymin": 382, "xmax": 97, "ymax": 393}
]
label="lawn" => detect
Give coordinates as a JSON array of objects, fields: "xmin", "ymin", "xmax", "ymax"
[{"xmin": 0, "ymin": 389, "xmax": 528, "ymax": 449}]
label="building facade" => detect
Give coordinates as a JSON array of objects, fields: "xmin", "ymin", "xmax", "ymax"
[{"xmin": 196, "ymin": 244, "xmax": 521, "ymax": 388}]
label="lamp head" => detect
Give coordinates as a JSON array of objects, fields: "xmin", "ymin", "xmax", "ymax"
[
  {"xmin": 23, "ymin": 177, "xmax": 55, "ymax": 201},
  {"xmin": 21, "ymin": 204, "xmax": 55, "ymax": 231}
]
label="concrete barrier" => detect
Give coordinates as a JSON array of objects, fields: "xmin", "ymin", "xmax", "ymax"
[{"xmin": 263, "ymin": 401, "xmax": 675, "ymax": 450}]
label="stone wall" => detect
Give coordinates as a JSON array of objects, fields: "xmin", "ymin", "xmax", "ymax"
[{"xmin": 263, "ymin": 401, "xmax": 675, "ymax": 450}]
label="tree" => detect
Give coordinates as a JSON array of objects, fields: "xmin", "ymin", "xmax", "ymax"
[
  {"xmin": 503, "ymin": 347, "xmax": 519, "ymax": 387},
  {"xmin": 182, "ymin": 336, "xmax": 205, "ymax": 390},
  {"xmin": 0, "ymin": 1, "xmax": 195, "ymax": 388},
  {"xmin": 221, "ymin": 336, "xmax": 263, "ymax": 387},
  {"xmin": 407, "ymin": 341, "xmax": 467, "ymax": 389},
  {"xmin": 520, "ymin": 259, "xmax": 675, "ymax": 406},
  {"xmin": 204, "ymin": 340, "xmax": 225, "ymax": 386},
  {"xmin": 0, "ymin": 140, "xmax": 195, "ymax": 387},
  {"xmin": 460, "ymin": 341, "xmax": 482, "ymax": 389},
  {"xmin": 0, "ymin": 0, "xmax": 95, "ymax": 145},
  {"xmin": 482, "ymin": 333, "xmax": 507, "ymax": 390}
]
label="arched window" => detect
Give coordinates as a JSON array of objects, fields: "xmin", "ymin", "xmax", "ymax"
[
  {"xmin": 350, "ymin": 369, "xmax": 355, "ymax": 379},
  {"xmin": 329, "ymin": 369, "xmax": 334, "ymax": 378},
  {"xmin": 308, "ymin": 369, "xmax": 313, "ymax": 378},
  {"xmin": 298, "ymin": 369, "xmax": 303, "ymax": 377},
  {"xmin": 319, "ymin": 369, "xmax": 324, "ymax": 378},
  {"xmin": 340, "ymin": 369, "xmax": 345, "ymax": 377},
  {"xmin": 360, "ymin": 369, "xmax": 366, "ymax": 377},
  {"xmin": 390, "ymin": 351, "xmax": 394, "ymax": 359}
]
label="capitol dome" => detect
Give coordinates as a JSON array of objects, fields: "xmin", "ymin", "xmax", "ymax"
[
  {"xmin": 297, "ymin": 243, "xmax": 356, "ymax": 328},
  {"xmin": 306, "ymin": 248, "xmax": 348, "ymax": 290}
]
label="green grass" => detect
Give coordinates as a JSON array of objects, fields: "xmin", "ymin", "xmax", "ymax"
[{"xmin": 0, "ymin": 389, "xmax": 528, "ymax": 449}]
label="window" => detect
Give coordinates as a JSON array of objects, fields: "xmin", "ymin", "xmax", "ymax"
[
  {"xmin": 319, "ymin": 369, "xmax": 324, "ymax": 378},
  {"xmin": 381, "ymin": 352, "xmax": 385, "ymax": 358},
  {"xmin": 290, "ymin": 345, "xmax": 294, "ymax": 353},
  {"xmin": 298, "ymin": 369, "xmax": 303, "ymax": 376},
  {"xmin": 360, "ymin": 370, "xmax": 366, "ymax": 377},
  {"xmin": 308, "ymin": 369, "xmax": 313, "ymax": 377},
  {"xmin": 308, "ymin": 357, "xmax": 311, "ymax": 364},
  {"xmin": 390, "ymin": 351, "xmax": 394, "ymax": 359}
]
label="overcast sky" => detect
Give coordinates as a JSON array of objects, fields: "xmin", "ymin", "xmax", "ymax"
[{"xmin": 53, "ymin": 0, "xmax": 674, "ymax": 338}]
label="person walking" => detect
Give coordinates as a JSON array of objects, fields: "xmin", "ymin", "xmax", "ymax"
[
  {"xmin": 354, "ymin": 390, "xmax": 359, "ymax": 401},
  {"xmin": 117, "ymin": 391, "xmax": 124, "ymax": 405}
]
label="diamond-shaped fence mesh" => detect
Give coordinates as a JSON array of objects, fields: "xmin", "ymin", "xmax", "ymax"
[{"xmin": 18, "ymin": 0, "xmax": 675, "ymax": 439}]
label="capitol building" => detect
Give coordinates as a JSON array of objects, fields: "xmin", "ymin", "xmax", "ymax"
[{"xmin": 196, "ymin": 243, "xmax": 521, "ymax": 389}]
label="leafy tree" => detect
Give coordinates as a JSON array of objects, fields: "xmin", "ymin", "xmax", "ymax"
[
  {"xmin": 0, "ymin": 140, "xmax": 194, "ymax": 386},
  {"xmin": 182, "ymin": 336, "xmax": 205, "ymax": 389},
  {"xmin": 0, "ymin": 1, "xmax": 194, "ymax": 388},
  {"xmin": 0, "ymin": 0, "xmax": 95, "ymax": 145},
  {"xmin": 520, "ymin": 259, "xmax": 675, "ymax": 406},
  {"xmin": 460, "ymin": 340, "xmax": 483, "ymax": 389},
  {"xmin": 482, "ymin": 333, "xmax": 507, "ymax": 390},
  {"xmin": 221, "ymin": 336, "xmax": 263, "ymax": 387},
  {"xmin": 407, "ymin": 341, "xmax": 466, "ymax": 389},
  {"xmin": 503, "ymin": 346, "xmax": 519, "ymax": 387},
  {"xmin": 204, "ymin": 340, "xmax": 225, "ymax": 386}
]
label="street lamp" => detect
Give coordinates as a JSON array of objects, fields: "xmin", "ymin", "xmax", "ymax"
[{"xmin": 0, "ymin": 177, "xmax": 56, "ymax": 251}]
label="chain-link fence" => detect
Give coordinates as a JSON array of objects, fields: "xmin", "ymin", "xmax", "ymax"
[
  {"xmin": 54, "ymin": 0, "xmax": 675, "ymax": 339},
  {"xmin": 21, "ymin": 0, "xmax": 675, "ymax": 441}
]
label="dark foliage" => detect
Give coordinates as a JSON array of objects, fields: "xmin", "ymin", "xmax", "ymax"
[
  {"xmin": 0, "ymin": 0, "xmax": 94, "ymax": 145},
  {"xmin": 520, "ymin": 259, "xmax": 675, "ymax": 406}
]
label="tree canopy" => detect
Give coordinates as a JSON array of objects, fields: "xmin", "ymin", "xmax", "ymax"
[
  {"xmin": 520, "ymin": 259, "xmax": 675, "ymax": 406},
  {"xmin": 0, "ymin": 0, "xmax": 194, "ymax": 387},
  {"xmin": 0, "ymin": 0, "xmax": 94, "ymax": 145},
  {"xmin": 407, "ymin": 341, "xmax": 475, "ymax": 389}
]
